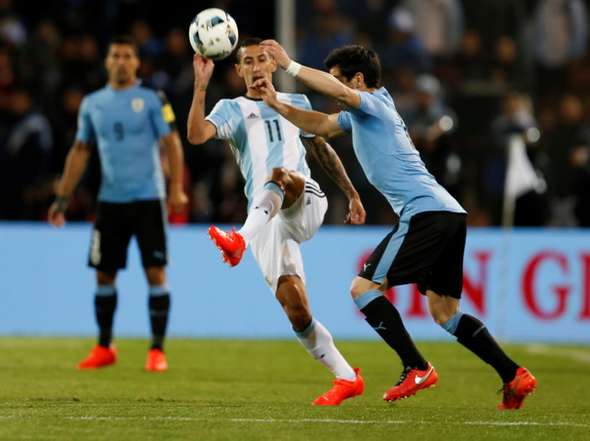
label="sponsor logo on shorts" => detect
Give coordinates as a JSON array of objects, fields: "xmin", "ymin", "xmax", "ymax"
[{"xmin": 90, "ymin": 230, "xmax": 101, "ymax": 265}]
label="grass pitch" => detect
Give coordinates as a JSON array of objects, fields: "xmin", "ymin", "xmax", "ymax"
[{"xmin": 0, "ymin": 338, "xmax": 588, "ymax": 441}]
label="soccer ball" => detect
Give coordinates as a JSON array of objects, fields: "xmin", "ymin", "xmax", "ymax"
[{"xmin": 188, "ymin": 8, "xmax": 239, "ymax": 60}]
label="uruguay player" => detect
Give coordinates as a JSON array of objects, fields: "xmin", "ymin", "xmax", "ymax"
[
  {"xmin": 187, "ymin": 38, "xmax": 365, "ymax": 406},
  {"xmin": 48, "ymin": 36, "xmax": 187, "ymax": 372},
  {"xmin": 257, "ymin": 40, "xmax": 537, "ymax": 410}
]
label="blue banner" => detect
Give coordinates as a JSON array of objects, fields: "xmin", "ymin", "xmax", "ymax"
[{"xmin": 1, "ymin": 223, "xmax": 589, "ymax": 343}]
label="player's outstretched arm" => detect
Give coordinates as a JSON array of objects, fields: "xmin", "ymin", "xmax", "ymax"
[
  {"xmin": 260, "ymin": 40, "xmax": 361, "ymax": 109},
  {"xmin": 302, "ymin": 136, "xmax": 366, "ymax": 225},
  {"xmin": 48, "ymin": 140, "xmax": 92, "ymax": 227},
  {"xmin": 161, "ymin": 131, "xmax": 188, "ymax": 213},
  {"xmin": 187, "ymin": 54, "xmax": 217, "ymax": 145},
  {"xmin": 255, "ymin": 78, "xmax": 343, "ymax": 138}
]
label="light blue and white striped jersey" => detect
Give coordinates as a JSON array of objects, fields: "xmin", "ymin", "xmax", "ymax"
[
  {"xmin": 76, "ymin": 83, "xmax": 175, "ymax": 202},
  {"xmin": 337, "ymin": 87, "xmax": 466, "ymax": 219},
  {"xmin": 206, "ymin": 93, "xmax": 313, "ymax": 204}
]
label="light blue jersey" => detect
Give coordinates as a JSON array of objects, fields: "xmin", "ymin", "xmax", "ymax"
[
  {"xmin": 337, "ymin": 87, "xmax": 466, "ymax": 219},
  {"xmin": 76, "ymin": 83, "xmax": 175, "ymax": 202},
  {"xmin": 206, "ymin": 93, "xmax": 313, "ymax": 204}
]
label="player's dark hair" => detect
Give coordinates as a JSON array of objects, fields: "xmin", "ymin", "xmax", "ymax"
[
  {"xmin": 235, "ymin": 37, "xmax": 263, "ymax": 63},
  {"xmin": 107, "ymin": 35, "xmax": 139, "ymax": 56},
  {"xmin": 324, "ymin": 45, "xmax": 381, "ymax": 88}
]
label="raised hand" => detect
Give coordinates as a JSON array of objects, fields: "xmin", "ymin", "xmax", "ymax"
[
  {"xmin": 193, "ymin": 54, "xmax": 215, "ymax": 87},
  {"xmin": 252, "ymin": 78, "xmax": 280, "ymax": 108},
  {"xmin": 260, "ymin": 39, "xmax": 291, "ymax": 69}
]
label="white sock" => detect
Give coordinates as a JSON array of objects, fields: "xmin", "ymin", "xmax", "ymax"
[
  {"xmin": 295, "ymin": 319, "xmax": 356, "ymax": 381},
  {"xmin": 238, "ymin": 182, "xmax": 284, "ymax": 243}
]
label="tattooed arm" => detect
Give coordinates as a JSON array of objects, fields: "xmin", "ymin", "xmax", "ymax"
[{"xmin": 302, "ymin": 136, "xmax": 366, "ymax": 224}]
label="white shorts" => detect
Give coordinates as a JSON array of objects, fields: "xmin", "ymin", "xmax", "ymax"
[{"xmin": 249, "ymin": 178, "xmax": 328, "ymax": 293}]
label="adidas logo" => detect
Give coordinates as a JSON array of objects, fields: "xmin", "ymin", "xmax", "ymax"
[{"xmin": 247, "ymin": 112, "xmax": 258, "ymax": 119}]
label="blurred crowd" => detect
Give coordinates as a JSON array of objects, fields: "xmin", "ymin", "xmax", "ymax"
[{"xmin": 2, "ymin": 0, "xmax": 590, "ymax": 227}]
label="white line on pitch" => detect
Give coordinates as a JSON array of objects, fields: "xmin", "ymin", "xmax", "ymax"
[
  {"xmin": 526, "ymin": 344, "xmax": 590, "ymax": 364},
  {"xmin": 1, "ymin": 415, "xmax": 589, "ymax": 429}
]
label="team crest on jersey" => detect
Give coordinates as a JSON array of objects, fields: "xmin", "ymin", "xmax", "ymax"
[{"xmin": 131, "ymin": 98, "xmax": 145, "ymax": 113}]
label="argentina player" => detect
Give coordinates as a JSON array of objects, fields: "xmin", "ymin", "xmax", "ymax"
[
  {"xmin": 257, "ymin": 40, "xmax": 537, "ymax": 410},
  {"xmin": 48, "ymin": 36, "xmax": 187, "ymax": 372},
  {"xmin": 187, "ymin": 38, "xmax": 365, "ymax": 406}
]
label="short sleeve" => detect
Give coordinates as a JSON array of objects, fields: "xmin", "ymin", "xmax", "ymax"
[
  {"xmin": 355, "ymin": 91, "xmax": 384, "ymax": 117},
  {"xmin": 289, "ymin": 94, "xmax": 315, "ymax": 139},
  {"xmin": 75, "ymin": 97, "xmax": 96, "ymax": 143},
  {"xmin": 206, "ymin": 99, "xmax": 238, "ymax": 140},
  {"xmin": 337, "ymin": 111, "xmax": 352, "ymax": 133},
  {"xmin": 150, "ymin": 91, "xmax": 175, "ymax": 139}
]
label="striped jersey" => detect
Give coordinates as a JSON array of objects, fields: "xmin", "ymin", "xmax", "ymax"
[
  {"xmin": 76, "ymin": 83, "xmax": 176, "ymax": 202},
  {"xmin": 337, "ymin": 87, "xmax": 466, "ymax": 219},
  {"xmin": 206, "ymin": 93, "xmax": 314, "ymax": 205}
]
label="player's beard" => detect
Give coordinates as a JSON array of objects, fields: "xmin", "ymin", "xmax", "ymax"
[{"xmin": 114, "ymin": 69, "xmax": 131, "ymax": 86}]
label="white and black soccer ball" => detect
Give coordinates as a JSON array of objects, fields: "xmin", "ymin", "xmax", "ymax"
[{"xmin": 188, "ymin": 8, "xmax": 239, "ymax": 60}]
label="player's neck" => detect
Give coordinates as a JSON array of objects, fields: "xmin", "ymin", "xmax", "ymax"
[
  {"xmin": 245, "ymin": 89, "xmax": 264, "ymax": 100},
  {"xmin": 109, "ymin": 79, "xmax": 137, "ymax": 91}
]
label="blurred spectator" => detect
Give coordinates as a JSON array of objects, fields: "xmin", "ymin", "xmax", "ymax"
[
  {"xmin": 544, "ymin": 94, "xmax": 590, "ymax": 225},
  {"xmin": 0, "ymin": 45, "xmax": 15, "ymax": 110},
  {"xmin": 490, "ymin": 36, "xmax": 530, "ymax": 91},
  {"xmin": 17, "ymin": 20, "xmax": 61, "ymax": 104},
  {"xmin": 533, "ymin": 0, "xmax": 588, "ymax": 96},
  {"xmin": 452, "ymin": 30, "xmax": 490, "ymax": 85},
  {"xmin": 130, "ymin": 20, "xmax": 163, "ymax": 59},
  {"xmin": 3, "ymin": 0, "xmax": 590, "ymax": 227},
  {"xmin": 491, "ymin": 93, "xmax": 548, "ymax": 226},
  {"xmin": 0, "ymin": 0, "xmax": 26, "ymax": 47},
  {"xmin": 390, "ymin": 67, "xmax": 418, "ymax": 118},
  {"xmin": 462, "ymin": 0, "xmax": 527, "ymax": 46},
  {"xmin": 405, "ymin": 75, "xmax": 461, "ymax": 197},
  {"xmin": 402, "ymin": 0, "xmax": 463, "ymax": 59},
  {"xmin": 0, "ymin": 89, "xmax": 53, "ymax": 219},
  {"xmin": 299, "ymin": 0, "xmax": 353, "ymax": 69},
  {"xmin": 378, "ymin": 7, "xmax": 431, "ymax": 74},
  {"xmin": 355, "ymin": 0, "xmax": 395, "ymax": 45}
]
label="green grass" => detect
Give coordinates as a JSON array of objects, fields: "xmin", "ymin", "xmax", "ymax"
[{"xmin": 0, "ymin": 338, "xmax": 588, "ymax": 441}]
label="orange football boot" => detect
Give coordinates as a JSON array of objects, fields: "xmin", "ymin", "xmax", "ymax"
[
  {"xmin": 145, "ymin": 348, "xmax": 168, "ymax": 372},
  {"xmin": 498, "ymin": 367, "xmax": 537, "ymax": 410},
  {"xmin": 208, "ymin": 226, "xmax": 246, "ymax": 267},
  {"xmin": 383, "ymin": 363, "xmax": 438, "ymax": 401},
  {"xmin": 313, "ymin": 368, "xmax": 365, "ymax": 406},
  {"xmin": 78, "ymin": 344, "xmax": 117, "ymax": 369}
]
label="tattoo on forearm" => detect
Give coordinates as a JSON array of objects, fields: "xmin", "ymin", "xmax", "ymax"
[{"xmin": 307, "ymin": 138, "xmax": 356, "ymax": 198}]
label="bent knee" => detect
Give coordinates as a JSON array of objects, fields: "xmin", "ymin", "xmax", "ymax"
[
  {"xmin": 269, "ymin": 167, "xmax": 290, "ymax": 186},
  {"xmin": 428, "ymin": 303, "xmax": 459, "ymax": 325},
  {"xmin": 350, "ymin": 276, "xmax": 380, "ymax": 299}
]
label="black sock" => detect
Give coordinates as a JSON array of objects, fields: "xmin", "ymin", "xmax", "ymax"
[
  {"xmin": 95, "ymin": 292, "xmax": 117, "ymax": 347},
  {"xmin": 148, "ymin": 293, "xmax": 170, "ymax": 350},
  {"xmin": 361, "ymin": 296, "xmax": 428, "ymax": 370},
  {"xmin": 453, "ymin": 314, "xmax": 519, "ymax": 383}
]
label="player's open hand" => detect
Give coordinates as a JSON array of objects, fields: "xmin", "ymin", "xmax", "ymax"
[
  {"xmin": 253, "ymin": 78, "xmax": 279, "ymax": 108},
  {"xmin": 168, "ymin": 187, "xmax": 188, "ymax": 214},
  {"xmin": 48, "ymin": 203, "xmax": 66, "ymax": 228},
  {"xmin": 345, "ymin": 196, "xmax": 366, "ymax": 225},
  {"xmin": 193, "ymin": 54, "xmax": 215, "ymax": 87},
  {"xmin": 260, "ymin": 40, "xmax": 291, "ymax": 69}
]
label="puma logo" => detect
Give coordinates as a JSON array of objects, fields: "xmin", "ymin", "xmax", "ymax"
[{"xmin": 373, "ymin": 321, "xmax": 387, "ymax": 331}]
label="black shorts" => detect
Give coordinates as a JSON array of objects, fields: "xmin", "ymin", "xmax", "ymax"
[
  {"xmin": 88, "ymin": 199, "xmax": 168, "ymax": 272},
  {"xmin": 359, "ymin": 211, "xmax": 466, "ymax": 298}
]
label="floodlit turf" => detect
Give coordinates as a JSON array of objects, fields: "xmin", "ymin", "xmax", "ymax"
[{"xmin": 0, "ymin": 338, "xmax": 588, "ymax": 441}]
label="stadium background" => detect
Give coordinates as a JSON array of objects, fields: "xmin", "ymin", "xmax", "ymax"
[
  {"xmin": 0, "ymin": 0, "xmax": 588, "ymax": 343},
  {"xmin": 1, "ymin": 2, "xmax": 590, "ymax": 440}
]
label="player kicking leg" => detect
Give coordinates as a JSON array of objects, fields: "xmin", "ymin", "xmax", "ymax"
[{"xmin": 209, "ymin": 167, "xmax": 364, "ymax": 406}]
